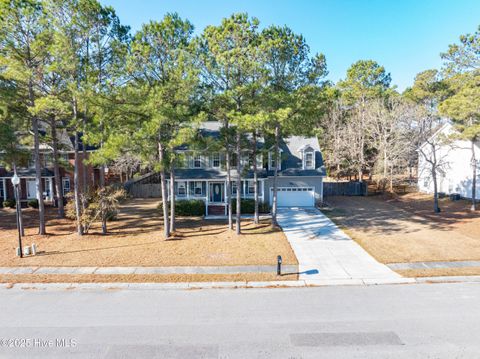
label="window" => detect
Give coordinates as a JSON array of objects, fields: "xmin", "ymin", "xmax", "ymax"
[
  {"xmin": 212, "ymin": 153, "xmax": 220, "ymax": 168},
  {"xmin": 269, "ymin": 151, "xmax": 281, "ymax": 170},
  {"xmin": 232, "ymin": 182, "xmax": 237, "ymax": 195},
  {"xmin": 193, "ymin": 154, "xmax": 202, "ymax": 168},
  {"xmin": 177, "ymin": 181, "xmax": 187, "ymax": 196},
  {"xmin": 247, "ymin": 180, "xmax": 255, "ymax": 194},
  {"xmin": 62, "ymin": 177, "xmax": 71, "ymax": 196},
  {"xmin": 43, "ymin": 153, "xmax": 52, "ymax": 167},
  {"xmin": 305, "ymin": 151, "xmax": 314, "ymax": 169},
  {"xmin": 194, "ymin": 181, "xmax": 203, "ymax": 195},
  {"xmin": 61, "ymin": 153, "xmax": 69, "ymax": 162}
]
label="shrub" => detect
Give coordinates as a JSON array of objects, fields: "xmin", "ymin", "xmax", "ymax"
[
  {"xmin": 28, "ymin": 199, "xmax": 39, "ymax": 209},
  {"xmin": 230, "ymin": 199, "xmax": 270, "ymax": 214},
  {"xmin": 3, "ymin": 198, "xmax": 16, "ymax": 209},
  {"xmin": 158, "ymin": 199, "xmax": 205, "ymax": 216}
]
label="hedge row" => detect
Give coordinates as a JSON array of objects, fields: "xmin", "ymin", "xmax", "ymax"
[
  {"xmin": 157, "ymin": 198, "xmax": 271, "ymax": 216},
  {"xmin": 230, "ymin": 199, "xmax": 270, "ymax": 214},
  {"xmin": 158, "ymin": 199, "xmax": 206, "ymax": 216},
  {"xmin": 2, "ymin": 198, "xmax": 39, "ymax": 209}
]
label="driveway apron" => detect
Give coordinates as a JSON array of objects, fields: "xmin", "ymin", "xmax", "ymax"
[{"xmin": 277, "ymin": 208, "xmax": 407, "ymax": 285}]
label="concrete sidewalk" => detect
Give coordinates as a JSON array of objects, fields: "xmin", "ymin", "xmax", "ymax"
[
  {"xmin": 277, "ymin": 207, "xmax": 411, "ymax": 285},
  {"xmin": 0, "ymin": 265, "xmax": 298, "ymax": 276}
]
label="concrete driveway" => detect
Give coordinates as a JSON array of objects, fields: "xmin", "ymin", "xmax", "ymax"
[{"xmin": 277, "ymin": 208, "xmax": 412, "ymax": 285}]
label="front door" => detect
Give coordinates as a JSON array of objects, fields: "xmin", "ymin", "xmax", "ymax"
[
  {"xmin": 210, "ymin": 182, "xmax": 224, "ymax": 203},
  {"xmin": 27, "ymin": 179, "xmax": 36, "ymax": 199}
]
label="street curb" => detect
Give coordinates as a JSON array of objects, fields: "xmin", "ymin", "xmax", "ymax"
[
  {"xmin": 0, "ymin": 278, "xmax": 419, "ymax": 291},
  {"xmin": 3, "ymin": 276, "xmax": 479, "ymax": 291}
]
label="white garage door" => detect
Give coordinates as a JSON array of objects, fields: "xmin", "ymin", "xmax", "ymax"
[{"xmin": 271, "ymin": 187, "xmax": 315, "ymax": 207}]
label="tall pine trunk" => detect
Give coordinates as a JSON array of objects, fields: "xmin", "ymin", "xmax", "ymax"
[
  {"xmin": 82, "ymin": 116, "xmax": 88, "ymax": 195},
  {"xmin": 73, "ymin": 98, "xmax": 84, "ymax": 235},
  {"xmin": 271, "ymin": 123, "xmax": 280, "ymax": 228},
  {"xmin": 74, "ymin": 131, "xmax": 84, "ymax": 235},
  {"xmin": 471, "ymin": 138, "xmax": 477, "ymax": 211},
  {"xmin": 158, "ymin": 142, "xmax": 170, "ymax": 238},
  {"xmin": 252, "ymin": 130, "xmax": 259, "ymax": 224},
  {"xmin": 225, "ymin": 120, "xmax": 233, "ymax": 230},
  {"xmin": 29, "ymin": 80, "xmax": 45, "ymax": 235},
  {"xmin": 170, "ymin": 164, "xmax": 176, "ymax": 232},
  {"xmin": 236, "ymin": 131, "xmax": 242, "ymax": 235},
  {"xmin": 50, "ymin": 116, "xmax": 64, "ymax": 218}
]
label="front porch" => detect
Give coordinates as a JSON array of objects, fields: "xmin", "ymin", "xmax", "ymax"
[{"xmin": 167, "ymin": 179, "xmax": 265, "ymax": 216}]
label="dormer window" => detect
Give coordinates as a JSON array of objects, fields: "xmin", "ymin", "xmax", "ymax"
[
  {"xmin": 268, "ymin": 150, "xmax": 282, "ymax": 170},
  {"xmin": 304, "ymin": 151, "xmax": 314, "ymax": 169},
  {"xmin": 212, "ymin": 153, "xmax": 220, "ymax": 168},
  {"xmin": 193, "ymin": 154, "xmax": 202, "ymax": 168}
]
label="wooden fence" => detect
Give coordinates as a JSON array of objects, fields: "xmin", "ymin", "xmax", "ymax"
[
  {"xmin": 128, "ymin": 183, "xmax": 162, "ymax": 198},
  {"xmin": 323, "ymin": 181, "xmax": 367, "ymax": 197}
]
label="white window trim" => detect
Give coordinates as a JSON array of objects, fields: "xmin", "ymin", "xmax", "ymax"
[
  {"xmin": 62, "ymin": 177, "xmax": 71, "ymax": 197},
  {"xmin": 268, "ymin": 150, "xmax": 282, "ymax": 171},
  {"xmin": 193, "ymin": 154, "xmax": 202, "ymax": 168},
  {"xmin": 303, "ymin": 151, "xmax": 315, "ymax": 169},
  {"xmin": 212, "ymin": 153, "xmax": 220, "ymax": 168},
  {"xmin": 177, "ymin": 181, "xmax": 187, "ymax": 196},
  {"xmin": 194, "ymin": 181, "xmax": 203, "ymax": 195}
]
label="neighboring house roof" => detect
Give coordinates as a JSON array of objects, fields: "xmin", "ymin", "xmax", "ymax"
[{"xmin": 417, "ymin": 120, "xmax": 452, "ymax": 152}]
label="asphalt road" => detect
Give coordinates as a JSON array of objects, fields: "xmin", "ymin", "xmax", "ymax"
[{"xmin": 0, "ymin": 283, "xmax": 479, "ymax": 358}]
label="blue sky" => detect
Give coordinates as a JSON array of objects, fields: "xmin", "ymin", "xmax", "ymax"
[{"xmin": 101, "ymin": 0, "xmax": 480, "ymax": 91}]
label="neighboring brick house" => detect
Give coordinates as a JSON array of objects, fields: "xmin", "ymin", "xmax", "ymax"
[
  {"xmin": 127, "ymin": 121, "xmax": 327, "ymax": 215},
  {"xmin": 0, "ymin": 131, "xmax": 103, "ymax": 206}
]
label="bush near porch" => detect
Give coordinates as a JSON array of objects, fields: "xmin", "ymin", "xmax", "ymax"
[
  {"xmin": 157, "ymin": 199, "xmax": 206, "ymax": 216},
  {"xmin": 231, "ymin": 199, "xmax": 270, "ymax": 214}
]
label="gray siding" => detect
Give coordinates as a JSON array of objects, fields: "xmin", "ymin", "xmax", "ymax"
[{"xmin": 264, "ymin": 176, "xmax": 323, "ymax": 205}]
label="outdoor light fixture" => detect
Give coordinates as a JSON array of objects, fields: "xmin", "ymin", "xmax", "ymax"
[
  {"xmin": 277, "ymin": 255, "xmax": 282, "ymax": 276},
  {"xmin": 11, "ymin": 173, "xmax": 23, "ymax": 258},
  {"xmin": 11, "ymin": 173, "xmax": 20, "ymax": 186}
]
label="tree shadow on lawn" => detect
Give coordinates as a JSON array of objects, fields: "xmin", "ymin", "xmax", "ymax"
[
  {"xmin": 34, "ymin": 241, "xmax": 158, "ymax": 257},
  {"xmin": 325, "ymin": 195, "xmax": 478, "ymax": 235}
]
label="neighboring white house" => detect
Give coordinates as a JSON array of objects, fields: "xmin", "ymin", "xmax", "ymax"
[{"xmin": 417, "ymin": 122, "xmax": 480, "ymax": 200}]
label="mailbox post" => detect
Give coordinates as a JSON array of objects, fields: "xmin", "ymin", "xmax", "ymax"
[{"xmin": 277, "ymin": 255, "xmax": 282, "ymax": 275}]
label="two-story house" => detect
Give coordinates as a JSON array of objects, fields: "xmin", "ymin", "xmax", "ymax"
[
  {"xmin": 0, "ymin": 129, "xmax": 103, "ymax": 207},
  {"xmin": 127, "ymin": 121, "xmax": 326, "ymax": 215}
]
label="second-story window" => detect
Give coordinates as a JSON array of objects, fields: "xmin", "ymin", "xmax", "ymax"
[
  {"xmin": 269, "ymin": 151, "xmax": 281, "ymax": 170},
  {"xmin": 193, "ymin": 154, "xmax": 202, "ymax": 168},
  {"xmin": 212, "ymin": 153, "xmax": 220, "ymax": 168},
  {"xmin": 305, "ymin": 152, "xmax": 314, "ymax": 169}
]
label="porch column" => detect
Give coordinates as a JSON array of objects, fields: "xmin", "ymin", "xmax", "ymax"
[
  {"xmin": 49, "ymin": 178, "xmax": 54, "ymax": 201},
  {"xmin": 224, "ymin": 179, "xmax": 227, "ymax": 216},
  {"xmin": 206, "ymin": 181, "xmax": 209, "ymax": 216},
  {"xmin": 2, "ymin": 179, "xmax": 6, "ymax": 200},
  {"xmin": 186, "ymin": 180, "xmax": 190, "ymax": 199},
  {"xmin": 261, "ymin": 180, "xmax": 265, "ymax": 203}
]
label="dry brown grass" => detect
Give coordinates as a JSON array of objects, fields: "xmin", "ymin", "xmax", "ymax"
[
  {"xmin": 0, "ymin": 272, "xmax": 298, "ymax": 284},
  {"xmin": 0, "ymin": 198, "xmax": 297, "ymax": 268},
  {"xmin": 396, "ymin": 267, "xmax": 480, "ymax": 278},
  {"xmin": 324, "ymin": 193, "xmax": 480, "ymax": 264}
]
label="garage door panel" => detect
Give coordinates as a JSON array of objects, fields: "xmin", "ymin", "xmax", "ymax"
[{"xmin": 271, "ymin": 187, "xmax": 315, "ymax": 207}]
